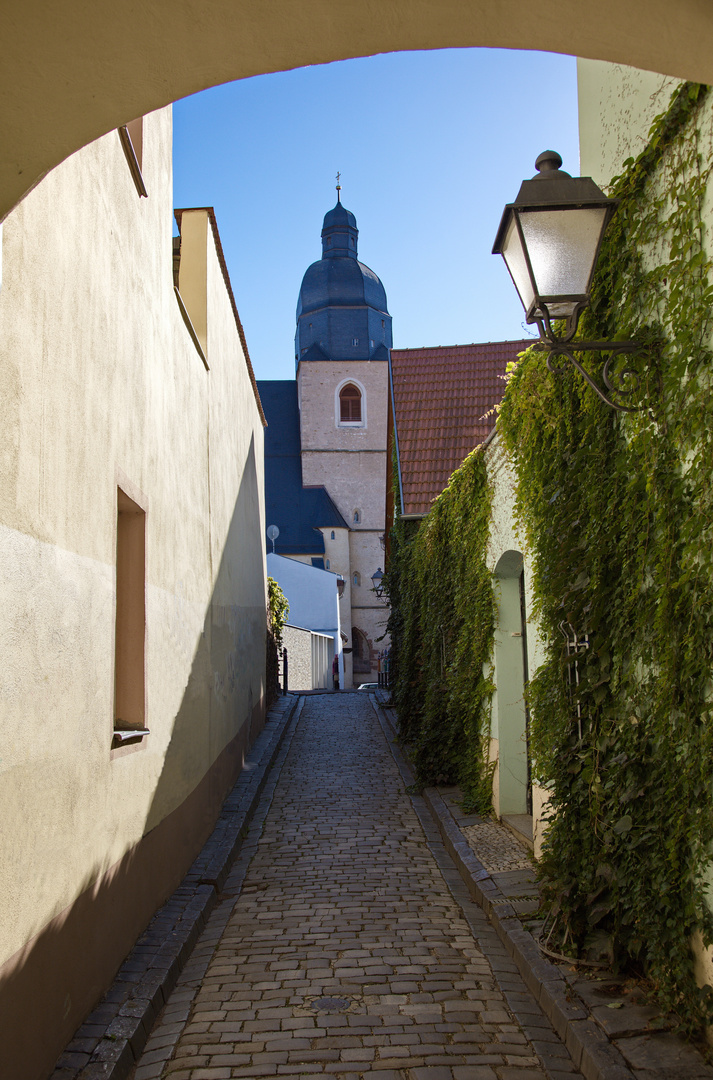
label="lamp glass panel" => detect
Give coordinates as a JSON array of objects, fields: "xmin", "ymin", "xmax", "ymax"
[
  {"xmin": 519, "ymin": 207, "xmax": 608, "ymax": 299},
  {"xmin": 501, "ymin": 214, "xmax": 535, "ymax": 312}
]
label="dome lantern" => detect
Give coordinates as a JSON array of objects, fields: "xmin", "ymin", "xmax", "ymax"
[{"xmin": 321, "ymin": 202, "xmax": 359, "ymax": 260}]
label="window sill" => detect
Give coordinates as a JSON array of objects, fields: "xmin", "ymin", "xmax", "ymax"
[{"xmin": 112, "ymin": 728, "xmax": 149, "ymax": 748}]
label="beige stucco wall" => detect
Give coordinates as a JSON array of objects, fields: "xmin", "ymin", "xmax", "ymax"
[
  {"xmin": 4, "ymin": 1, "xmax": 713, "ymax": 228},
  {"xmin": 578, "ymin": 59, "xmax": 681, "ymax": 189},
  {"xmin": 0, "ymin": 105, "xmax": 266, "ymax": 1071}
]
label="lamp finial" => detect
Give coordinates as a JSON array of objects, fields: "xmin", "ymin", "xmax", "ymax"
[{"xmin": 535, "ymin": 150, "xmax": 563, "ymax": 175}]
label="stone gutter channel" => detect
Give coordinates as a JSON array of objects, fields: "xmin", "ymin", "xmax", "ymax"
[
  {"xmin": 51, "ymin": 693, "xmax": 301, "ymax": 1080},
  {"xmin": 372, "ymin": 694, "xmax": 713, "ymax": 1080}
]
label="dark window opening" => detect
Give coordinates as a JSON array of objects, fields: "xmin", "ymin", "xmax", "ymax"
[
  {"xmin": 115, "ymin": 488, "xmax": 146, "ymax": 732},
  {"xmin": 352, "ymin": 627, "xmax": 371, "ymax": 674},
  {"xmin": 340, "ymin": 383, "xmax": 362, "ymax": 422}
]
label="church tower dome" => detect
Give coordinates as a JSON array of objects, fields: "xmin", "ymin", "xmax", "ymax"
[{"xmin": 295, "ymin": 198, "xmax": 392, "ymax": 366}]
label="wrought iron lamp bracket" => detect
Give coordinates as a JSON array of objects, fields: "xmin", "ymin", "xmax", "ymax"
[{"xmin": 531, "ymin": 306, "xmax": 643, "ymax": 413}]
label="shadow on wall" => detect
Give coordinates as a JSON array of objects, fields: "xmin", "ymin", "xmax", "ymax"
[{"xmin": 0, "ymin": 438, "xmax": 267, "ymax": 1080}]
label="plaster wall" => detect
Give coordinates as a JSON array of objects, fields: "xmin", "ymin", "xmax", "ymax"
[
  {"xmin": 578, "ymin": 60, "xmax": 680, "ymax": 190},
  {"xmin": 578, "ymin": 60, "xmax": 713, "ymax": 347},
  {"xmin": 320, "ymin": 525, "xmax": 350, "ymax": 582},
  {"xmin": 5, "ymin": 1, "xmax": 713, "ymax": 228},
  {"xmin": 484, "ymin": 436, "xmax": 545, "ymax": 822},
  {"xmin": 0, "ymin": 108, "xmax": 266, "ymax": 1077}
]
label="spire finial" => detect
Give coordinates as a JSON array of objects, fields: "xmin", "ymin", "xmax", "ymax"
[{"xmin": 336, "ymin": 171, "xmax": 341, "ymax": 203}]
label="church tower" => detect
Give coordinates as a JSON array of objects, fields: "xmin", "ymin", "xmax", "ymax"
[{"xmin": 296, "ymin": 193, "xmax": 391, "ymax": 684}]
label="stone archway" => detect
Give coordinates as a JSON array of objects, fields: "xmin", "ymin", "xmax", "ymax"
[{"xmin": 3, "ymin": 1, "xmax": 713, "ymax": 221}]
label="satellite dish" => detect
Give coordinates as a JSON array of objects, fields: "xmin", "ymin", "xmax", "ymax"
[{"xmin": 267, "ymin": 524, "xmax": 280, "ymax": 553}]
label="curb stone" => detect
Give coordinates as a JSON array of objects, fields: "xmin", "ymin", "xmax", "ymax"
[
  {"xmin": 50, "ymin": 694, "xmax": 299, "ymax": 1080},
  {"xmin": 372, "ymin": 695, "xmax": 637, "ymax": 1080}
]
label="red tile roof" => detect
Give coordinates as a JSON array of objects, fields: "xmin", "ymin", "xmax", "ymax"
[{"xmin": 390, "ymin": 340, "xmax": 532, "ymax": 517}]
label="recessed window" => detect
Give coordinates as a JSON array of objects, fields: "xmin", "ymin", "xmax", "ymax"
[
  {"xmin": 353, "ymin": 509, "xmax": 361, "ymax": 524},
  {"xmin": 352, "ymin": 338, "xmax": 359, "ymax": 346},
  {"xmin": 352, "ymin": 627, "xmax": 371, "ymax": 674},
  {"xmin": 381, "ymin": 319, "xmax": 385, "ymax": 328},
  {"xmin": 331, "ymin": 530, "xmax": 335, "ymax": 540},
  {"xmin": 340, "ymin": 383, "xmax": 362, "ymax": 422},
  {"xmin": 353, "ymin": 572, "xmax": 361, "ymax": 587},
  {"xmin": 326, "ymin": 559, "xmax": 330, "ymax": 570},
  {"xmin": 115, "ymin": 488, "xmax": 146, "ymax": 735}
]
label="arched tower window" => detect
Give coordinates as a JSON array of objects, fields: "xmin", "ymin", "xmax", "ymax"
[
  {"xmin": 353, "ymin": 572, "xmax": 361, "ymax": 587},
  {"xmin": 339, "ymin": 383, "xmax": 362, "ymax": 422}
]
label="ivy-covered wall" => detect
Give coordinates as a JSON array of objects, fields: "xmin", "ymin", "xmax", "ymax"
[
  {"xmin": 388, "ymin": 70, "xmax": 713, "ymax": 1033},
  {"xmin": 386, "ymin": 446, "xmax": 496, "ymax": 814},
  {"xmin": 498, "ymin": 76, "xmax": 713, "ymax": 1031}
]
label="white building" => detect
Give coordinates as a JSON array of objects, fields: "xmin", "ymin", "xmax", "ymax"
[{"xmin": 267, "ymin": 552, "xmax": 343, "ymax": 689}]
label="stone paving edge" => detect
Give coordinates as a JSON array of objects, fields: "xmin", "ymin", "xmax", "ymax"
[
  {"xmin": 372, "ymin": 695, "xmax": 636, "ymax": 1080},
  {"xmin": 50, "ymin": 694, "xmax": 300, "ymax": 1080}
]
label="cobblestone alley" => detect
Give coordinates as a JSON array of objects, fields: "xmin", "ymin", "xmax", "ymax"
[{"xmin": 128, "ymin": 694, "xmax": 580, "ymax": 1080}]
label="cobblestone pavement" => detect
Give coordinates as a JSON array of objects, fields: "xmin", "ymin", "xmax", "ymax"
[{"xmin": 130, "ymin": 694, "xmax": 580, "ymax": 1080}]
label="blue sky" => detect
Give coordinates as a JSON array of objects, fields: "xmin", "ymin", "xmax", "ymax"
[{"xmin": 173, "ymin": 48, "xmax": 579, "ymax": 381}]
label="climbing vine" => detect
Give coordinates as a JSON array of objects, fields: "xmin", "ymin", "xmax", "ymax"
[
  {"xmin": 498, "ymin": 81, "xmax": 713, "ymax": 1030},
  {"xmin": 386, "ymin": 446, "xmax": 496, "ymax": 813},
  {"xmin": 266, "ymin": 576, "xmax": 289, "ymax": 708}
]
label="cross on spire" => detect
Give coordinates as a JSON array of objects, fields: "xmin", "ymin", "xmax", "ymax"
[{"xmin": 336, "ymin": 171, "xmax": 341, "ymax": 203}]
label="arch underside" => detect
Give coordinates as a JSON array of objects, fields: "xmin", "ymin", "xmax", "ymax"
[{"xmin": 3, "ymin": 0, "xmax": 713, "ymax": 222}]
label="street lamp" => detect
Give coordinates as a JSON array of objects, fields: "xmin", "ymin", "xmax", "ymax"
[
  {"xmin": 493, "ymin": 150, "xmax": 641, "ymax": 411},
  {"xmin": 371, "ymin": 568, "xmax": 385, "ymax": 598}
]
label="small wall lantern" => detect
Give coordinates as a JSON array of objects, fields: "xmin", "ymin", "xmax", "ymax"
[
  {"xmin": 371, "ymin": 568, "xmax": 385, "ymax": 598},
  {"xmin": 493, "ymin": 151, "xmax": 641, "ymax": 411}
]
